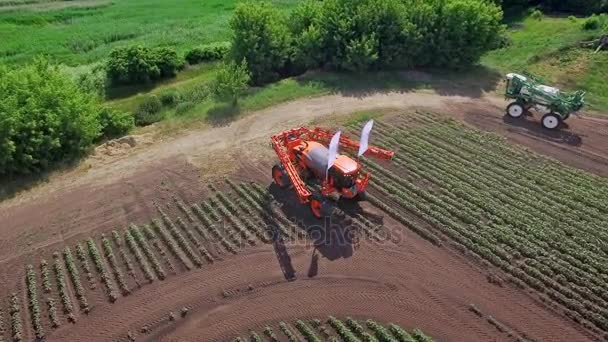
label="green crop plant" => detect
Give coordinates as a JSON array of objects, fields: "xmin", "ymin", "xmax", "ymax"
[
  {"xmin": 46, "ymin": 298, "xmax": 60, "ymax": 328},
  {"xmin": 191, "ymin": 204, "xmax": 238, "ymax": 254},
  {"xmin": 328, "ymin": 316, "xmax": 359, "ymax": 342},
  {"xmin": 0, "ymin": 303, "xmax": 5, "ymax": 342},
  {"xmin": 52, "ymin": 253, "xmax": 75, "ymax": 320},
  {"xmin": 345, "ymin": 317, "xmax": 377, "ymax": 342},
  {"xmin": 366, "ymin": 320, "xmax": 398, "ymax": 342},
  {"xmin": 151, "ymin": 220, "xmax": 192, "ymax": 270},
  {"xmin": 124, "ymin": 229, "xmax": 155, "ymax": 283},
  {"xmin": 278, "ymin": 322, "xmax": 298, "ymax": 342},
  {"xmin": 262, "ymin": 326, "xmax": 279, "ymax": 342},
  {"xmin": 40, "ymin": 260, "xmax": 52, "ymax": 294},
  {"xmin": 157, "ymin": 209, "xmax": 203, "ymax": 267},
  {"xmin": 294, "ymin": 320, "xmax": 322, "ymax": 342},
  {"xmin": 386, "ymin": 323, "xmax": 415, "ymax": 342},
  {"xmin": 25, "ymin": 265, "xmax": 44, "ymax": 339},
  {"xmin": 63, "ymin": 247, "xmax": 90, "ymax": 313},
  {"xmin": 76, "ymin": 243, "xmax": 96, "ymax": 290},
  {"xmin": 141, "ymin": 224, "xmax": 176, "ymax": 274},
  {"xmin": 249, "ymin": 331, "xmax": 262, "ymax": 342},
  {"xmin": 131, "ymin": 225, "xmax": 170, "ymax": 278},
  {"xmin": 101, "ymin": 234, "xmax": 130, "ymax": 296},
  {"xmin": 87, "ymin": 238, "xmax": 119, "ymax": 302},
  {"xmin": 412, "ymin": 329, "xmax": 433, "ymax": 342},
  {"xmin": 112, "ymin": 230, "xmax": 140, "ymax": 287},
  {"xmin": 9, "ymin": 293, "xmax": 22, "ymax": 342},
  {"xmin": 175, "ymin": 217, "xmax": 214, "ymax": 263}
]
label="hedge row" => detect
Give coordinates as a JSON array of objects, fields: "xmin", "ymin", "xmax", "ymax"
[{"xmin": 230, "ymin": 0, "xmax": 505, "ymax": 84}]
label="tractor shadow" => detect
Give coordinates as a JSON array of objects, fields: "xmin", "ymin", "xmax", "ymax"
[
  {"xmin": 502, "ymin": 113, "xmax": 583, "ymax": 147},
  {"xmin": 268, "ymin": 183, "xmax": 367, "ymax": 262}
]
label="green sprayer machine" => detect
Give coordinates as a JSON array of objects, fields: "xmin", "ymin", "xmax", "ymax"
[{"xmin": 504, "ymin": 73, "xmax": 585, "ymax": 130}]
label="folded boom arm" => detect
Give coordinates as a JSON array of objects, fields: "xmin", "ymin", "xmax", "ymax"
[{"xmin": 309, "ymin": 127, "xmax": 394, "ymax": 160}]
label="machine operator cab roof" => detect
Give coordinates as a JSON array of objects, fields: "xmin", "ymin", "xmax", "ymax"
[{"xmin": 303, "ymin": 141, "xmax": 360, "ymax": 175}]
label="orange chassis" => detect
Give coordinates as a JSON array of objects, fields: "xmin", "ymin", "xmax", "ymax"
[{"xmin": 271, "ymin": 126, "xmax": 394, "ymax": 218}]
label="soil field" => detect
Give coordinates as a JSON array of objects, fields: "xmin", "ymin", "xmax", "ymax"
[{"xmin": 0, "ymin": 92, "xmax": 607, "ymax": 341}]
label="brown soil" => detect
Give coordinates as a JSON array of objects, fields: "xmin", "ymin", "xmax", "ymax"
[{"xmin": 0, "ymin": 90, "xmax": 606, "ymax": 341}]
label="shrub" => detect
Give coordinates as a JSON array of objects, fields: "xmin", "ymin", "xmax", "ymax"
[
  {"xmin": 211, "ymin": 60, "xmax": 251, "ymax": 105},
  {"xmin": 106, "ymin": 46, "xmax": 184, "ymax": 86},
  {"xmin": 78, "ymin": 64, "xmax": 107, "ymax": 98},
  {"xmin": 98, "ymin": 107, "xmax": 134, "ymax": 138},
  {"xmin": 530, "ymin": 9, "xmax": 543, "ymax": 20},
  {"xmin": 135, "ymin": 96, "xmax": 164, "ymax": 126},
  {"xmin": 230, "ymin": 1, "xmax": 292, "ymax": 85},
  {"xmin": 159, "ymin": 89, "xmax": 182, "ymax": 107},
  {"xmin": 582, "ymin": 15, "xmax": 601, "ymax": 30},
  {"xmin": 175, "ymin": 101, "xmax": 196, "ymax": 115},
  {"xmin": 185, "ymin": 42, "xmax": 230, "ymax": 64},
  {"xmin": 0, "ymin": 59, "xmax": 101, "ymax": 176},
  {"xmin": 155, "ymin": 47, "xmax": 184, "ymax": 78}
]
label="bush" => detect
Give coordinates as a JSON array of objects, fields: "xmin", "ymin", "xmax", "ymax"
[
  {"xmin": 530, "ymin": 9, "xmax": 543, "ymax": 20},
  {"xmin": 230, "ymin": 1, "xmax": 291, "ymax": 85},
  {"xmin": 582, "ymin": 15, "xmax": 601, "ymax": 30},
  {"xmin": 175, "ymin": 101, "xmax": 196, "ymax": 115},
  {"xmin": 135, "ymin": 96, "xmax": 164, "ymax": 126},
  {"xmin": 0, "ymin": 59, "xmax": 101, "ymax": 175},
  {"xmin": 98, "ymin": 107, "xmax": 134, "ymax": 138},
  {"xmin": 106, "ymin": 46, "xmax": 184, "ymax": 86},
  {"xmin": 155, "ymin": 47, "xmax": 184, "ymax": 78},
  {"xmin": 159, "ymin": 89, "xmax": 182, "ymax": 107},
  {"xmin": 185, "ymin": 42, "xmax": 230, "ymax": 64},
  {"xmin": 78, "ymin": 64, "xmax": 107, "ymax": 98},
  {"xmin": 211, "ymin": 60, "xmax": 251, "ymax": 105}
]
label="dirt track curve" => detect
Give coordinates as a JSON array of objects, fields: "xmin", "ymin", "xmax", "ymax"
[{"xmin": 1, "ymin": 89, "xmax": 607, "ymax": 341}]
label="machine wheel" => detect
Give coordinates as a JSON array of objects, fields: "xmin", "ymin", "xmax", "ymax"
[
  {"xmin": 272, "ymin": 164, "xmax": 289, "ymax": 189},
  {"xmin": 354, "ymin": 191, "xmax": 367, "ymax": 201},
  {"xmin": 506, "ymin": 102, "xmax": 525, "ymax": 118},
  {"xmin": 541, "ymin": 113, "xmax": 562, "ymax": 130},
  {"xmin": 310, "ymin": 195, "xmax": 333, "ymax": 219}
]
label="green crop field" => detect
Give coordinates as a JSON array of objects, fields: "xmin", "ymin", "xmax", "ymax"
[
  {"xmin": 356, "ymin": 112, "xmax": 608, "ymax": 333},
  {"xmin": 0, "ymin": 0, "xmax": 299, "ymax": 66}
]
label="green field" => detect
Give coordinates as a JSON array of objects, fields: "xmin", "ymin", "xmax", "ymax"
[
  {"xmin": 1, "ymin": 0, "xmax": 606, "ymax": 129},
  {"xmin": 0, "ymin": 0, "xmax": 298, "ymax": 66},
  {"xmin": 482, "ymin": 16, "xmax": 608, "ymax": 111}
]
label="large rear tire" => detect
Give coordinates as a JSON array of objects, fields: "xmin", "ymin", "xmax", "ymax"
[
  {"xmin": 272, "ymin": 164, "xmax": 289, "ymax": 189},
  {"xmin": 541, "ymin": 113, "xmax": 562, "ymax": 130},
  {"xmin": 507, "ymin": 102, "xmax": 525, "ymax": 118},
  {"xmin": 310, "ymin": 195, "xmax": 333, "ymax": 219}
]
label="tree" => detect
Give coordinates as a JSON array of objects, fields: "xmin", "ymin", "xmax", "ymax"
[
  {"xmin": 0, "ymin": 59, "xmax": 101, "ymax": 175},
  {"xmin": 230, "ymin": 1, "xmax": 291, "ymax": 85},
  {"xmin": 211, "ymin": 60, "xmax": 251, "ymax": 106}
]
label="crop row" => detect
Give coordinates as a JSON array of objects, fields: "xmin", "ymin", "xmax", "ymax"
[
  {"xmin": 8, "ymin": 183, "xmax": 301, "ymax": 340},
  {"xmin": 233, "ymin": 318, "xmax": 432, "ymax": 342},
  {"xmin": 112, "ymin": 231, "xmax": 141, "ymax": 287},
  {"xmin": 141, "ymin": 224, "xmax": 176, "ymax": 276},
  {"xmin": 25, "ymin": 265, "xmax": 44, "ymax": 339},
  {"xmin": 370, "ymin": 127, "xmax": 608, "ymax": 299},
  {"xmin": 87, "ymin": 238, "xmax": 119, "ymax": 303},
  {"xmin": 362, "ymin": 117, "xmax": 608, "ymax": 331},
  {"xmin": 379, "ymin": 122, "xmax": 608, "ymax": 297},
  {"xmin": 157, "ymin": 208, "xmax": 204, "ymax": 268}
]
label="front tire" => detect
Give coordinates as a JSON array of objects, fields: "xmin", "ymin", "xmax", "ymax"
[
  {"xmin": 507, "ymin": 102, "xmax": 525, "ymax": 118},
  {"xmin": 310, "ymin": 195, "xmax": 333, "ymax": 219},
  {"xmin": 272, "ymin": 164, "xmax": 289, "ymax": 189},
  {"xmin": 542, "ymin": 113, "xmax": 562, "ymax": 130}
]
